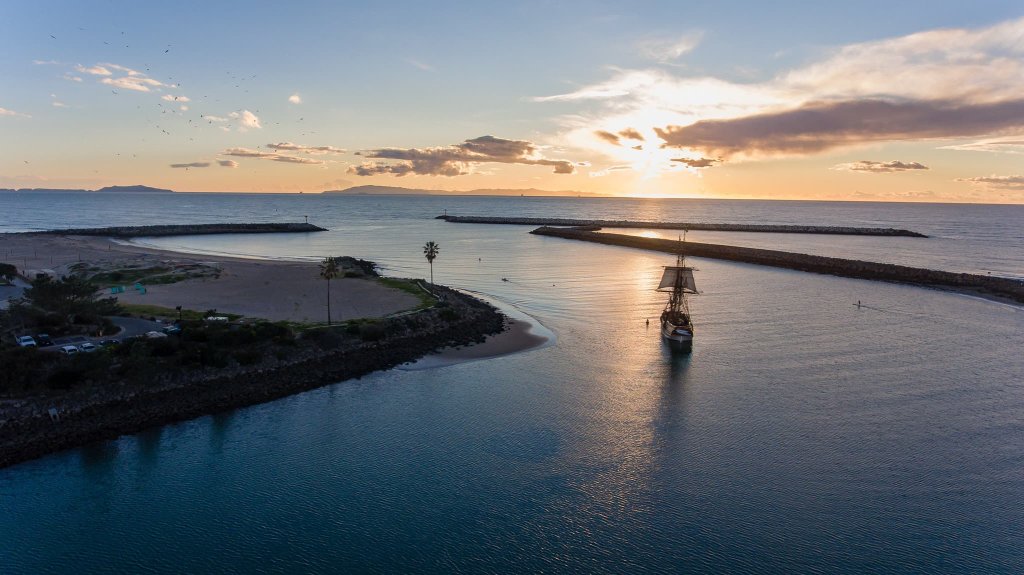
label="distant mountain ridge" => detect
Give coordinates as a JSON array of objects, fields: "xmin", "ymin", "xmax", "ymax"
[
  {"xmin": 0, "ymin": 184, "xmax": 174, "ymax": 194},
  {"xmin": 323, "ymin": 185, "xmax": 603, "ymax": 197}
]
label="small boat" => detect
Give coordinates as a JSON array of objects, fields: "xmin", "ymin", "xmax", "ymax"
[{"xmin": 658, "ymin": 239, "xmax": 698, "ymax": 352}]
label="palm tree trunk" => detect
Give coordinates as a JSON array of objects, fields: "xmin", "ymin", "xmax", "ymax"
[
  {"xmin": 326, "ymin": 278, "xmax": 331, "ymax": 325},
  {"xmin": 429, "ymin": 262, "xmax": 433, "ymax": 284}
]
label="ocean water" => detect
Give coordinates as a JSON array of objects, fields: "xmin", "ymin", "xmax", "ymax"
[{"xmin": 1, "ymin": 193, "xmax": 1023, "ymax": 573}]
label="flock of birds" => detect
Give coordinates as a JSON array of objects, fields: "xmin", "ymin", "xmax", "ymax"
[{"xmin": 39, "ymin": 28, "xmax": 315, "ymax": 171}]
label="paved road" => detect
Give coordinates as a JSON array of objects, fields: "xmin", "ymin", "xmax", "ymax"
[{"xmin": 44, "ymin": 316, "xmax": 167, "ymax": 349}]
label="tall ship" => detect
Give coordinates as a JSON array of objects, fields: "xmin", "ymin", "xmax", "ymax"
[{"xmin": 658, "ymin": 242, "xmax": 698, "ymax": 351}]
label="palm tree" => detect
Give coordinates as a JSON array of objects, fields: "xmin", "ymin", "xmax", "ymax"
[
  {"xmin": 423, "ymin": 241, "xmax": 440, "ymax": 284},
  {"xmin": 319, "ymin": 256, "xmax": 340, "ymax": 325}
]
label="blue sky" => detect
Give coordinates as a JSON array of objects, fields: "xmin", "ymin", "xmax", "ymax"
[{"xmin": 3, "ymin": 1, "xmax": 1024, "ymax": 201}]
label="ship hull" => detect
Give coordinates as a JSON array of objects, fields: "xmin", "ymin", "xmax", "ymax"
[{"xmin": 661, "ymin": 320, "xmax": 693, "ymax": 352}]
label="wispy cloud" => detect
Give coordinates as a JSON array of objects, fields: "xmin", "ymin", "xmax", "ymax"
[
  {"xmin": 222, "ymin": 147, "xmax": 325, "ymax": 165},
  {"xmin": 536, "ymin": 17, "xmax": 1024, "ymax": 170},
  {"xmin": 161, "ymin": 94, "xmax": 190, "ymax": 102},
  {"xmin": 955, "ymin": 174, "xmax": 1024, "ymax": 190},
  {"xmin": 266, "ymin": 142, "xmax": 345, "ymax": 155},
  {"xmin": 288, "ymin": 93, "xmax": 302, "ymax": 104},
  {"xmin": 406, "ymin": 58, "xmax": 434, "ymax": 71},
  {"xmin": 832, "ymin": 160, "xmax": 929, "ymax": 173},
  {"xmin": 940, "ymin": 137, "xmax": 1024, "ymax": 154},
  {"xmin": 637, "ymin": 31, "xmax": 704, "ymax": 62},
  {"xmin": 0, "ymin": 107, "xmax": 31, "ymax": 118},
  {"xmin": 170, "ymin": 159, "xmax": 240, "ymax": 169},
  {"xmin": 74, "ymin": 64, "xmax": 112, "ymax": 76},
  {"xmin": 32, "ymin": 59, "xmax": 60, "ymax": 65},
  {"xmin": 350, "ymin": 135, "xmax": 576, "ymax": 176}
]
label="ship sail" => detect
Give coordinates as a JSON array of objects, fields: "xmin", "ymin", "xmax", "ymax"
[{"xmin": 658, "ymin": 266, "xmax": 697, "ymax": 293}]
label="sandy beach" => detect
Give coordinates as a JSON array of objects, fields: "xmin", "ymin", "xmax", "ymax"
[
  {"xmin": 1, "ymin": 232, "xmax": 419, "ymax": 323},
  {"xmin": 2, "ymin": 231, "xmax": 549, "ymax": 361}
]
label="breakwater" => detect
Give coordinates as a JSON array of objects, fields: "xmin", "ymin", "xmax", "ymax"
[
  {"xmin": 0, "ymin": 286, "xmax": 504, "ymax": 469},
  {"xmin": 438, "ymin": 215, "xmax": 927, "ymax": 237},
  {"xmin": 37, "ymin": 222, "xmax": 327, "ymax": 237},
  {"xmin": 531, "ymin": 226, "xmax": 1024, "ymax": 303}
]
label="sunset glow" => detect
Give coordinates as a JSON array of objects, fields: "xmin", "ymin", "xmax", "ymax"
[{"xmin": 3, "ymin": 2, "xmax": 1024, "ymax": 203}]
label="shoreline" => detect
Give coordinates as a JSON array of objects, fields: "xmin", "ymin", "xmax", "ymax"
[{"xmin": 0, "ymin": 231, "xmax": 541, "ymax": 469}]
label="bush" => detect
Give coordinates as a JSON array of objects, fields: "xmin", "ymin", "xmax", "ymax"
[{"xmin": 359, "ymin": 322, "xmax": 385, "ymax": 341}]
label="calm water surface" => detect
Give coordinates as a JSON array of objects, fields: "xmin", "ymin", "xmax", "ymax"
[{"xmin": 1, "ymin": 193, "xmax": 1023, "ymax": 573}]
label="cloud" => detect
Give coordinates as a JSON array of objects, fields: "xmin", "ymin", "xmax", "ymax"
[
  {"xmin": 594, "ymin": 130, "xmax": 621, "ymax": 145},
  {"xmin": 939, "ymin": 137, "xmax": 1024, "ymax": 154},
  {"xmin": 218, "ymin": 160, "xmax": 238, "ymax": 168},
  {"xmin": 638, "ymin": 31, "xmax": 704, "ymax": 62},
  {"xmin": 589, "ymin": 165, "xmax": 634, "ymax": 177},
  {"xmin": 161, "ymin": 94, "xmax": 190, "ymax": 102},
  {"xmin": 0, "ymin": 107, "xmax": 30, "ymax": 118},
  {"xmin": 955, "ymin": 174, "xmax": 1024, "ymax": 189},
  {"xmin": 672, "ymin": 157, "xmax": 720, "ymax": 168},
  {"xmin": 101, "ymin": 75, "xmax": 164, "ymax": 92},
  {"xmin": 170, "ymin": 162, "xmax": 211, "ymax": 168},
  {"xmin": 536, "ymin": 17, "xmax": 1024, "ymax": 171},
  {"xmin": 63, "ymin": 74, "xmax": 82, "ymax": 82},
  {"xmin": 222, "ymin": 147, "xmax": 325, "ymax": 165},
  {"xmin": 74, "ymin": 64, "xmax": 112, "ymax": 76},
  {"xmin": 618, "ymin": 128, "xmax": 644, "ymax": 141},
  {"xmin": 406, "ymin": 58, "xmax": 434, "ymax": 71},
  {"xmin": 288, "ymin": 93, "xmax": 302, "ymax": 104},
  {"xmin": 655, "ymin": 98, "xmax": 1024, "ymax": 158},
  {"xmin": 32, "ymin": 59, "xmax": 60, "ymax": 65},
  {"xmin": 832, "ymin": 160, "xmax": 929, "ymax": 173},
  {"xmin": 349, "ymin": 135, "xmax": 576, "ymax": 177},
  {"xmin": 266, "ymin": 142, "xmax": 345, "ymax": 155},
  {"xmin": 229, "ymin": 110, "xmax": 261, "ymax": 130}
]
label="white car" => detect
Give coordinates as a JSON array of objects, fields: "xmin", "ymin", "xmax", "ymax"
[
  {"xmin": 16, "ymin": 335, "xmax": 37, "ymax": 347},
  {"xmin": 145, "ymin": 331, "xmax": 168, "ymax": 339},
  {"xmin": 60, "ymin": 345, "xmax": 79, "ymax": 355},
  {"xmin": 79, "ymin": 342, "xmax": 98, "ymax": 353}
]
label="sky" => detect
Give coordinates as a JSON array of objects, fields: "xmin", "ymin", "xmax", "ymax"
[{"xmin": 2, "ymin": 0, "xmax": 1024, "ymax": 203}]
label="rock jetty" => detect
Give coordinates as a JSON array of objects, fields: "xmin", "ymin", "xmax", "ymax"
[
  {"xmin": 531, "ymin": 226, "xmax": 1024, "ymax": 303},
  {"xmin": 37, "ymin": 222, "xmax": 327, "ymax": 238},
  {"xmin": 438, "ymin": 215, "xmax": 927, "ymax": 237}
]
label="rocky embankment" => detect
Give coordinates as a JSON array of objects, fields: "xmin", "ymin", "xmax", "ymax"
[
  {"xmin": 0, "ymin": 286, "xmax": 504, "ymax": 469},
  {"xmin": 438, "ymin": 215, "xmax": 927, "ymax": 237},
  {"xmin": 531, "ymin": 226, "xmax": 1024, "ymax": 303},
  {"xmin": 36, "ymin": 222, "xmax": 327, "ymax": 237}
]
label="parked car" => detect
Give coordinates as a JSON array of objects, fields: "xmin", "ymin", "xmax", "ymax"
[
  {"xmin": 60, "ymin": 345, "xmax": 79, "ymax": 355},
  {"xmin": 99, "ymin": 339, "xmax": 120, "ymax": 347},
  {"xmin": 16, "ymin": 335, "xmax": 37, "ymax": 347},
  {"xmin": 79, "ymin": 342, "xmax": 98, "ymax": 353},
  {"xmin": 36, "ymin": 333, "xmax": 53, "ymax": 347},
  {"xmin": 162, "ymin": 324, "xmax": 182, "ymax": 334},
  {"xmin": 145, "ymin": 331, "xmax": 168, "ymax": 339}
]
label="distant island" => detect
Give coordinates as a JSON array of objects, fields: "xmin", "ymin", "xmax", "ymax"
[
  {"xmin": 322, "ymin": 185, "xmax": 605, "ymax": 197},
  {"xmin": 0, "ymin": 184, "xmax": 174, "ymax": 194}
]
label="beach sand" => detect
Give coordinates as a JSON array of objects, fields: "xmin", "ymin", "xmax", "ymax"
[
  {"xmin": 2, "ymin": 231, "xmax": 549, "ymax": 362},
  {"xmin": 1, "ymin": 233, "xmax": 418, "ymax": 323}
]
